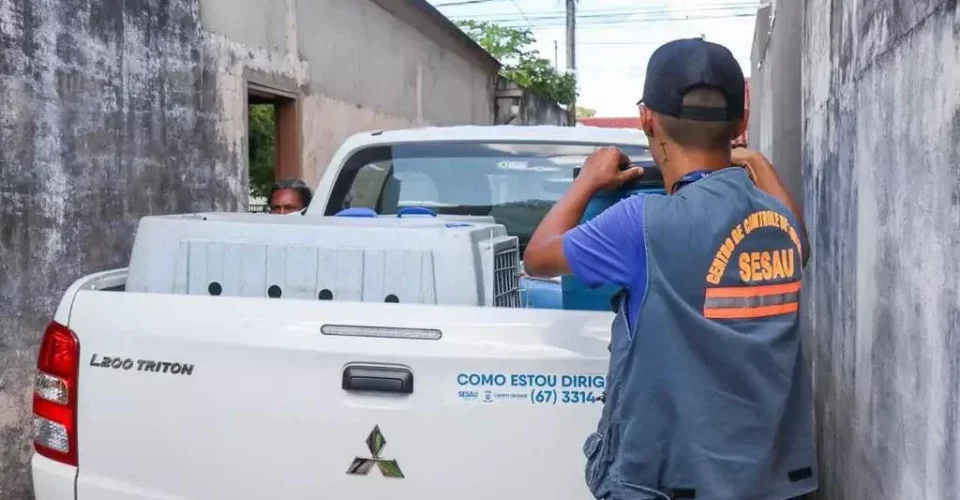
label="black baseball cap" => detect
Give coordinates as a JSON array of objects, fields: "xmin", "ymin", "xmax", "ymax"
[{"xmin": 638, "ymin": 38, "xmax": 745, "ymax": 121}]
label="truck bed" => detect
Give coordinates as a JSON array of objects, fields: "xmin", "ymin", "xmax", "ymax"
[{"xmin": 53, "ymin": 269, "xmax": 613, "ymax": 500}]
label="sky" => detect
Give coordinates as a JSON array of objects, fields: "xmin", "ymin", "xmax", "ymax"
[{"xmin": 427, "ymin": 0, "xmax": 760, "ymax": 117}]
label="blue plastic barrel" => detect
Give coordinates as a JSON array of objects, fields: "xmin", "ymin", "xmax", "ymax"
[
  {"xmin": 561, "ymin": 165, "xmax": 665, "ymax": 312},
  {"xmin": 521, "ymin": 276, "xmax": 563, "ymax": 309}
]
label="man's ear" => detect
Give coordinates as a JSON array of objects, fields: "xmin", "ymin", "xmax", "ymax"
[
  {"xmin": 735, "ymin": 108, "xmax": 750, "ymax": 138},
  {"xmin": 639, "ymin": 107, "xmax": 655, "ymax": 137}
]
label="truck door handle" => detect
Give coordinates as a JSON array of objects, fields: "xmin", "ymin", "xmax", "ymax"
[{"xmin": 342, "ymin": 365, "xmax": 414, "ymax": 394}]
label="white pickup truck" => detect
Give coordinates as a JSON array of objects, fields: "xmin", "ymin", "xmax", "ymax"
[{"xmin": 31, "ymin": 125, "xmax": 659, "ymax": 500}]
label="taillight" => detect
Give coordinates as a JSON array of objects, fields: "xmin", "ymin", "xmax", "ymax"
[{"xmin": 32, "ymin": 322, "xmax": 79, "ymax": 466}]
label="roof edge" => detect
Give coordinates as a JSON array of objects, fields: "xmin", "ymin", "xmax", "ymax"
[
  {"xmin": 751, "ymin": 5, "xmax": 773, "ymax": 68},
  {"xmin": 369, "ymin": 0, "xmax": 502, "ymax": 73},
  {"xmin": 341, "ymin": 125, "xmax": 650, "ymax": 147}
]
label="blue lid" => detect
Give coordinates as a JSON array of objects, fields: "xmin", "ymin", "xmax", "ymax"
[
  {"xmin": 397, "ymin": 206, "xmax": 437, "ymax": 217},
  {"xmin": 335, "ymin": 207, "xmax": 378, "ymax": 218}
]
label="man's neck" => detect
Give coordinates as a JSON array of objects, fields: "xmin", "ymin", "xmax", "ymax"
[{"xmin": 660, "ymin": 148, "xmax": 731, "ymax": 194}]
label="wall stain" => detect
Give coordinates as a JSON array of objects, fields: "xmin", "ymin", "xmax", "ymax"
[
  {"xmin": 755, "ymin": 0, "xmax": 960, "ymax": 498},
  {"xmin": 0, "ymin": 0, "xmax": 503, "ymax": 496},
  {"xmin": 0, "ymin": 0, "xmax": 237, "ymax": 496}
]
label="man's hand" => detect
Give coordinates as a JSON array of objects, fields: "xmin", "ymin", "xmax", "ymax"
[
  {"xmin": 731, "ymin": 147, "xmax": 762, "ymax": 182},
  {"xmin": 523, "ymin": 147, "xmax": 640, "ymax": 278},
  {"xmin": 730, "ymin": 147, "xmax": 810, "ymax": 266},
  {"xmin": 576, "ymin": 147, "xmax": 644, "ymax": 192}
]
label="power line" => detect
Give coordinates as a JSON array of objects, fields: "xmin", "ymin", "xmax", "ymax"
[
  {"xmin": 576, "ymin": 64, "xmax": 648, "ymax": 71},
  {"xmin": 442, "ymin": 6, "xmax": 758, "ymax": 24},
  {"xmin": 449, "ymin": 8, "xmax": 758, "ymax": 23},
  {"xmin": 432, "ymin": 2, "xmax": 757, "ymax": 73},
  {"xmin": 434, "ymin": 3, "xmax": 760, "ymax": 31},
  {"xmin": 579, "ymin": 40, "xmax": 689, "ymax": 46},
  {"xmin": 442, "ymin": 3, "xmax": 761, "ymax": 20},
  {"xmin": 508, "ymin": 0, "xmax": 535, "ymax": 28},
  {"xmin": 485, "ymin": 12, "xmax": 758, "ymax": 30}
]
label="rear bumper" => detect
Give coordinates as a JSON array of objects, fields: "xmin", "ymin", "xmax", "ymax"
[{"xmin": 32, "ymin": 454, "xmax": 76, "ymax": 500}]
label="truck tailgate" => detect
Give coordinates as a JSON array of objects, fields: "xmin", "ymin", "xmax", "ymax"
[{"xmin": 68, "ymin": 290, "xmax": 612, "ymax": 500}]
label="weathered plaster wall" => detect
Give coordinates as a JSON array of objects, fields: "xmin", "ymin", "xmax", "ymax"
[
  {"xmin": 803, "ymin": 0, "xmax": 960, "ymax": 496},
  {"xmin": 494, "ymin": 77, "xmax": 570, "ymax": 126},
  {"xmin": 749, "ymin": 0, "xmax": 960, "ymax": 497},
  {"xmin": 516, "ymin": 91, "xmax": 570, "ymax": 127},
  {"xmin": 0, "ymin": 0, "xmax": 240, "ymax": 496},
  {"xmin": 749, "ymin": 2, "xmax": 803, "ymax": 206},
  {"xmin": 0, "ymin": 0, "xmax": 498, "ymax": 497},
  {"xmin": 199, "ymin": 0, "xmax": 498, "ymax": 187}
]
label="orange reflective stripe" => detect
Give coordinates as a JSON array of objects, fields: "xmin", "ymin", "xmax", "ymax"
[
  {"xmin": 703, "ymin": 281, "xmax": 801, "ymax": 319},
  {"xmin": 704, "ymin": 281, "xmax": 801, "ymax": 299},
  {"xmin": 704, "ymin": 302, "xmax": 799, "ymax": 319}
]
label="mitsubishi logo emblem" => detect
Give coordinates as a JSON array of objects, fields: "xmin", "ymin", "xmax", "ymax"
[{"xmin": 346, "ymin": 425, "xmax": 405, "ymax": 479}]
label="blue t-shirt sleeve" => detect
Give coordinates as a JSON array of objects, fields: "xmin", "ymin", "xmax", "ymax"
[{"xmin": 561, "ymin": 195, "xmax": 648, "ymax": 288}]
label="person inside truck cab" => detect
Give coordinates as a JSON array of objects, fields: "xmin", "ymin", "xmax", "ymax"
[
  {"xmin": 524, "ymin": 38, "xmax": 817, "ymax": 500},
  {"xmin": 269, "ymin": 178, "xmax": 313, "ymax": 215}
]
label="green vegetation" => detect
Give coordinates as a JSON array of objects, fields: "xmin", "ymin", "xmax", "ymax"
[
  {"xmin": 457, "ymin": 20, "xmax": 577, "ymax": 105},
  {"xmin": 576, "ymin": 106, "xmax": 597, "ymax": 119},
  {"xmin": 248, "ymin": 104, "xmax": 276, "ymax": 199}
]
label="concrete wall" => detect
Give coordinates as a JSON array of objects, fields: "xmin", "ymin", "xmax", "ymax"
[
  {"xmin": 0, "ymin": 2, "xmax": 235, "ymax": 496},
  {"xmin": 494, "ymin": 77, "xmax": 570, "ymax": 126},
  {"xmin": 803, "ymin": 0, "xmax": 960, "ymax": 497},
  {"xmin": 517, "ymin": 90, "xmax": 570, "ymax": 127},
  {"xmin": 751, "ymin": 0, "xmax": 960, "ymax": 498},
  {"xmin": 749, "ymin": 2, "xmax": 802, "ymax": 206},
  {"xmin": 0, "ymin": 0, "xmax": 497, "ymax": 496},
  {"xmin": 199, "ymin": 0, "xmax": 498, "ymax": 187}
]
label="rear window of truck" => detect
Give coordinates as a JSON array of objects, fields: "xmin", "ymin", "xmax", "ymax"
[{"xmin": 325, "ymin": 141, "xmax": 653, "ymax": 252}]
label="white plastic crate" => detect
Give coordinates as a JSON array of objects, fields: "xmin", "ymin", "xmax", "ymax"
[{"xmin": 125, "ymin": 212, "xmax": 521, "ymax": 307}]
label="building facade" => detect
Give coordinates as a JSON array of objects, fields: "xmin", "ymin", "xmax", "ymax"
[{"xmin": 0, "ymin": 0, "xmax": 498, "ymax": 496}]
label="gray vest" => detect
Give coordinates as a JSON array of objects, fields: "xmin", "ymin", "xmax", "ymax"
[{"xmin": 583, "ymin": 168, "xmax": 817, "ymax": 500}]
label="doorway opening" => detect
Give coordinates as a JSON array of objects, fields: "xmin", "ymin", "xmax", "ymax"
[{"xmin": 247, "ymin": 84, "xmax": 300, "ymax": 212}]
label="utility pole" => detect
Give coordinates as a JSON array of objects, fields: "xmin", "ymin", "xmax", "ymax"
[
  {"xmin": 565, "ymin": 0, "xmax": 577, "ymax": 126},
  {"xmin": 554, "ymin": 40, "xmax": 559, "ymax": 69}
]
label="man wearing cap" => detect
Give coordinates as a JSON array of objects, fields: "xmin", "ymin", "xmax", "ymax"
[{"xmin": 524, "ymin": 38, "xmax": 817, "ymax": 500}]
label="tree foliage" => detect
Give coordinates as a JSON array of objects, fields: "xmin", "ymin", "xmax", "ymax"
[
  {"xmin": 248, "ymin": 104, "xmax": 276, "ymax": 199},
  {"xmin": 576, "ymin": 106, "xmax": 597, "ymax": 119},
  {"xmin": 457, "ymin": 20, "xmax": 577, "ymax": 105}
]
